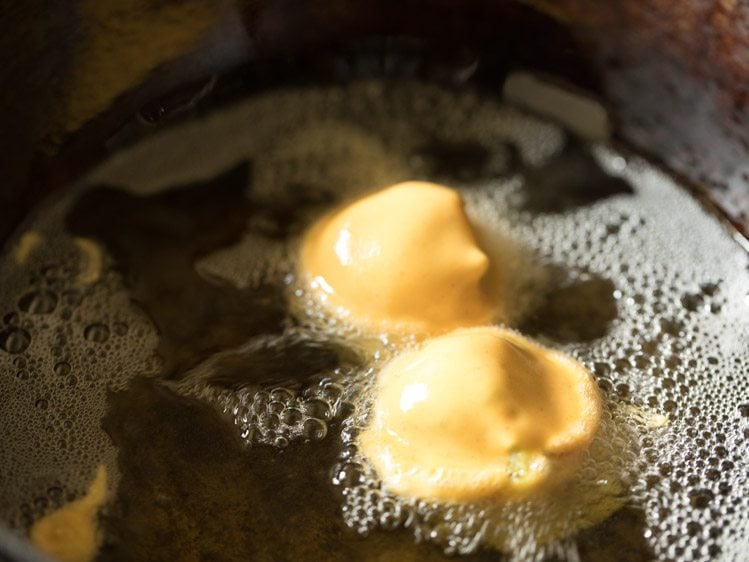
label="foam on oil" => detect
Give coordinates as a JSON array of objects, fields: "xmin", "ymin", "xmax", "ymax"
[{"xmin": 0, "ymin": 80, "xmax": 747, "ymax": 561}]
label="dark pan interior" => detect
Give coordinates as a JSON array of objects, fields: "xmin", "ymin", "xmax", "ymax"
[{"xmin": 1, "ymin": 0, "xmax": 749, "ymax": 243}]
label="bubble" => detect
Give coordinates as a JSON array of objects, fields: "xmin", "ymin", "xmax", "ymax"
[
  {"xmin": 332, "ymin": 461, "xmax": 366, "ymax": 487},
  {"xmin": 46, "ymin": 487, "xmax": 63, "ymax": 503},
  {"xmin": 304, "ymin": 418, "xmax": 329, "ymax": 441},
  {"xmin": 304, "ymin": 398, "xmax": 332, "ymax": 421},
  {"xmin": 681, "ymin": 293, "xmax": 704, "ymax": 312},
  {"xmin": 268, "ymin": 400, "xmax": 285, "ymax": 415},
  {"xmin": 270, "ymin": 388, "xmax": 295, "ymax": 402},
  {"xmin": 3, "ymin": 312, "xmax": 19, "ymax": 325},
  {"xmin": 53, "ymin": 361, "xmax": 71, "ymax": 376},
  {"xmin": 689, "ymin": 489, "xmax": 715, "ymax": 509},
  {"xmin": 83, "ymin": 323, "xmax": 110, "ymax": 344},
  {"xmin": 0, "ymin": 327, "xmax": 31, "ymax": 354},
  {"xmin": 281, "ymin": 407, "xmax": 303, "ymax": 425},
  {"xmin": 17, "ymin": 290, "xmax": 58, "ymax": 315}
]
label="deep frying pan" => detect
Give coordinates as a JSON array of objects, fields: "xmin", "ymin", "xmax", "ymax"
[{"xmin": 1, "ymin": 1, "xmax": 748, "ymax": 561}]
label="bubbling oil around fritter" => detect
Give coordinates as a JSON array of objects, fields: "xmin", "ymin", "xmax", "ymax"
[{"xmin": 0, "ymin": 80, "xmax": 747, "ymax": 562}]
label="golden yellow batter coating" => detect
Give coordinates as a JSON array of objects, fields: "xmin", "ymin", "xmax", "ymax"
[
  {"xmin": 300, "ymin": 182, "xmax": 498, "ymax": 336},
  {"xmin": 359, "ymin": 328, "xmax": 601, "ymax": 502}
]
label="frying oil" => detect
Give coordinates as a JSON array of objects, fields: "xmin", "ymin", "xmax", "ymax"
[{"xmin": 0, "ymin": 80, "xmax": 747, "ymax": 561}]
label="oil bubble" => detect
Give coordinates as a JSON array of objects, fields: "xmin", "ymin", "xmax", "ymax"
[
  {"xmin": 0, "ymin": 327, "xmax": 31, "ymax": 354},
  {"xmin": 18, "ymin": 290, "xmax": 58, "ymax": 315},
  {"xmin": 84, "ymin": 323, "xmax": 110, "ymax": 344},
  {"xmin": 53, "ymin": 362, "xmax": 71, "ymax": 376}
]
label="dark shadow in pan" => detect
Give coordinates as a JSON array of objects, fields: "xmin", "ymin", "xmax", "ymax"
[
  {"xmin": 65, "ymin": 161, "xmax": 335, "ymax": 378},
  {"xmin": 520, "ymin": 266, "xmax": 618, "ymax": 344},
  {"xmin": 521, "ymin": 139, "xmax": 633, "ymax": 213}
]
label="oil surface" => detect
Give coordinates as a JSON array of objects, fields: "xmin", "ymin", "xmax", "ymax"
[{"xmin": 0, "ymin": 80, "xmax": 748, "ymax": 562}]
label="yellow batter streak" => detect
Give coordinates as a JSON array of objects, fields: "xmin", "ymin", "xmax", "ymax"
[{"xmin": 30, "ymin": 465, "xmax": 107, "ymax": 562}]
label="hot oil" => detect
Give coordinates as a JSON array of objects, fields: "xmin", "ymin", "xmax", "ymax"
[{"xmin": 0, "ymin": 80, "xmax": 747, "ymax": 561}]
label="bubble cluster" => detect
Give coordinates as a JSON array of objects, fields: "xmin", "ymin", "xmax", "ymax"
[
  {"xmin": 0, "ymin": 206, "xmax": 159, "ymax": 529},
  {"xmin": 179, "ymin": 367, "xmax": 364, "ymax": 449},
  {"xmin": 1, "ymin": 79, "xmax": 748, "ymax": 561},
  {"xmin": 332, "ymin": 406, "xmax": 644, "ymax": 559}
]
